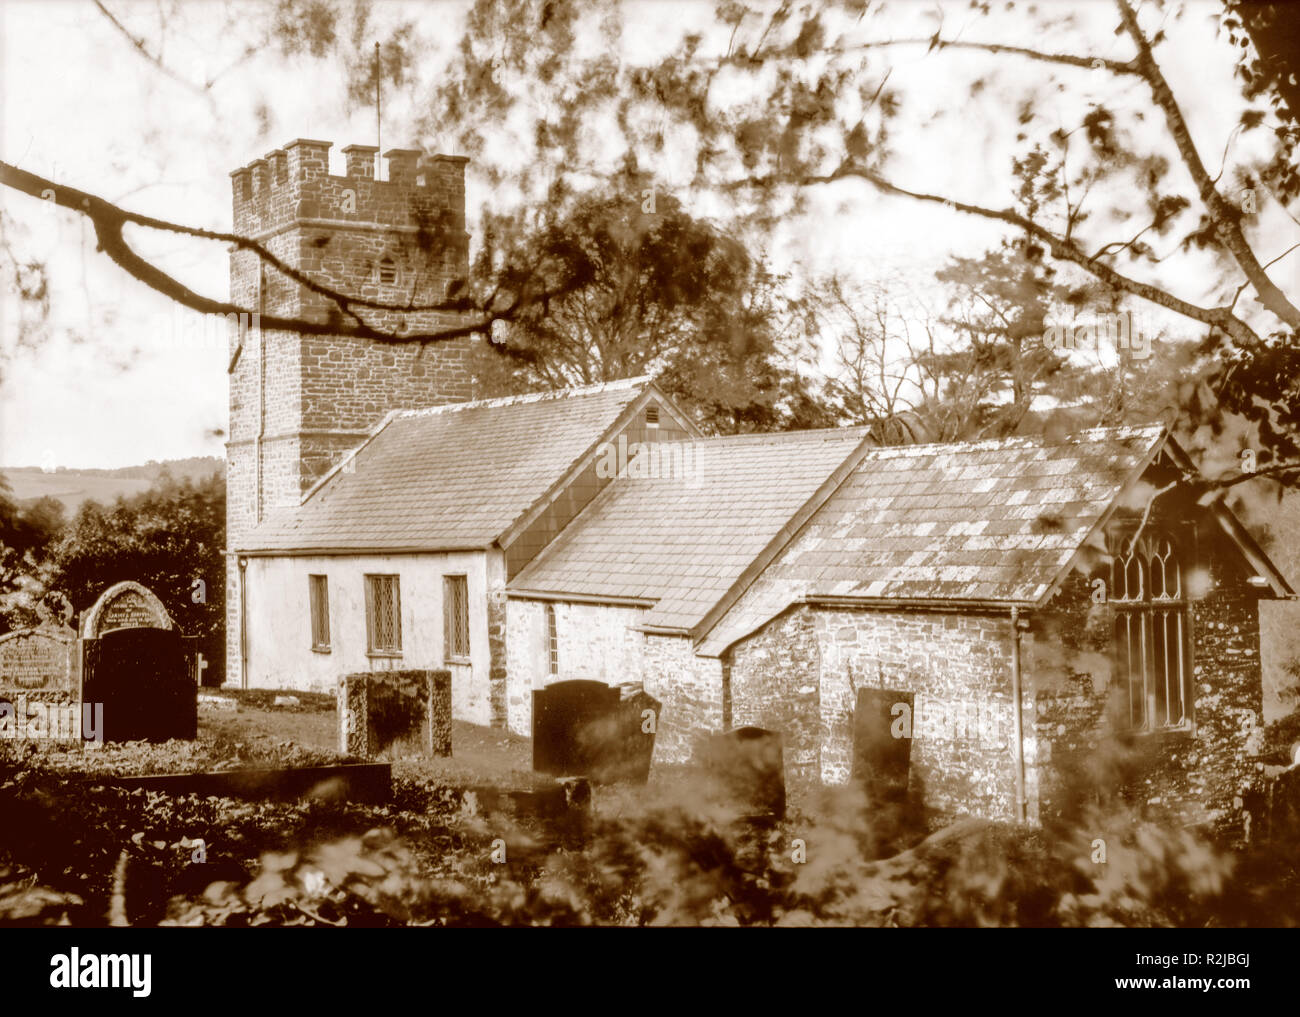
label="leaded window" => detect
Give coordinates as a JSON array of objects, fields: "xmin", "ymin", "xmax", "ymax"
[
  {"xmin": 365, "ymin": 574, "xmax": 402, "ymax": 655},
  {"xmin": 444, "ymin": 575, "xmax": 470, "ymax": 660},
  {"xmin": 308, "ymin": 574, "xmax": 330, "ymax": 650},
  {"xmin": 1109, "ymin": 530, "xmax": 1191, "ymax": 731},
  {"xmin": 546, "ymin": 604, "xmax": 558, "ymax": 676}
]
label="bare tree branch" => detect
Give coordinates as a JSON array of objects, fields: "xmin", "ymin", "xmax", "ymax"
[
  {"xmin": 1117, "ymin": 0, "xmax": 1300, "ymax": 330},
  {"xmin": 1126, "ymin": 480, "xmax": 1179, "ymax": 557},
  {"xmin": 711, "ymin": 33, "xmax": 1138, "ymax": 76},
  {"xmin": 0, "ymin": 160, "xmax": 555, "ymax": 360},
  {"xmin": 733, "ymin": 161, "xmax": 1265, "ymax": 348},
  {"xmin": 92, "ymin": 1, "xmax": 213, "ymax": 99}
]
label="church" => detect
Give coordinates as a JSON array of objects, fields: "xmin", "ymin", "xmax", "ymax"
[{"xmin": 225, "ymin": 139, "xmax": 1292, "ymax": 830}]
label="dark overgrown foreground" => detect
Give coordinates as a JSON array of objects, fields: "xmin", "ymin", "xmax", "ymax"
[{"xmin": 1, "ymin": 725, "xmax": 1298, "ymax": 927}]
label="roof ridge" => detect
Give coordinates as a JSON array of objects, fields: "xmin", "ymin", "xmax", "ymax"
[
  {"xmin": 859, "ymin": 422, "xmax": 1165, "ymax": 457},
  {"xmin": 629, "ymin": 421, "xmax": 1158, "ymax": 450},
  {"xmin": 392, "ymin": 375, "xmax": 652, "ymax": 420},
  {"xmin": 682, "ymin": 425, "xmax": 873, "ymax": 444}
]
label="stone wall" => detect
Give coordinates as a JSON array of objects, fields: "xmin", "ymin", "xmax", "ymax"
[
  {"xmin": 1029, "ymin": 530, "xmax": 1267, "ymax": 837},
  {"xmin": 228, "ymin": 141, "xmax": 477, "ymax": 471},
  {"xmin": 225, "ymin": 140, "xmax": 479, "ymax": 690},
  {"xmin": 640, "ymin": 634, "xmax": 725, "ymax": 765},
  {"xmin": 505, "ymin": 598, "xmax": 724, "ymax": 765},
  {"xmin": 731, "ymin": 603, "xmax": 1020, "ymax": 821},
  {"xmin": 504, "ymin": 598, "xmax": 647, "ymax": 737},
  {"xmin": 1024, "ymin": 567, "xmax": 1118, "ymax": 826},
  {"xmin": 727, "ymin": 607, "xmax": 822, "ymax": 785},
  {"xmin": 485, "ymin": 553, "xmax": 509, "ymax": 729},
  {"xmin": 727, "ymin": 550, "xmax": 1268, "ymax": 832}
]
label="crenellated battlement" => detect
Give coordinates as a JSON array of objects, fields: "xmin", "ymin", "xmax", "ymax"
[
  {"xmin": 224, "ymin": 137, "xmax": 479, "ymax": 691},
  {"xmin": 230, "ymin": 139, "xmax": 469, "ymax": 238}
]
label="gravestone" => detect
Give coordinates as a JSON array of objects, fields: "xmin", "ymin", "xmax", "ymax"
[
  {"xmin": 609, "ymin": 682, "xmax": 660, "ymax": 784},
  {"xmin": 0, "ymin": 625, "xmax": 82, "ymax": 741},
  {"xmin": 697, "ymin": 726, "xmax": 786, "ymax": 822},
  {"xmin": 852, "ymin": 688, "xmax": 913, "ymax": 804},
  {"xmin": 532, "ymin": 679, "xmax": 659, "ymax": 784},
  {"xmin": 0, "ymin": 625, "xmax": 78, "ymax": 694},
  {"xmin": 82, "ymin": 628, "xmax": 197, "ymax": 742},
  {"xmin": 81, "ymin": 580, "xmax": 173, "ymax": 639},
  {"xmin": 79, "ymin": 581, "xmax": 196, "ymax": 743},
  {"xmin": 339, "ymin": 669, "xmax": 452, "ymax": 760},
  {"xmin": 533, "ymin": 679, "xmax": 619, "ymax": 777}
]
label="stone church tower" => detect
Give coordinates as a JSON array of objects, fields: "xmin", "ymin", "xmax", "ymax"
[{"xmin": 225, "ymin": 139, "xmax": 476, "ymax": 686}]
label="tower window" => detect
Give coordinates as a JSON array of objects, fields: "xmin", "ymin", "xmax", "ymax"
[{"xmin": 378, "ymin": 257, "xmax": 398, "ymax": 285}]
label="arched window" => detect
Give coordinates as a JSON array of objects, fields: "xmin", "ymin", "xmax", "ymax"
[{"xmin": 1109, "ymin": 529, "xmax": 1191, "ymax": 731}]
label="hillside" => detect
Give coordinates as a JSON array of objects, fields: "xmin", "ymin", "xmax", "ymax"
[{"xmin": 1, "ymin": 457, "xmax": 224, "ymax": 514}]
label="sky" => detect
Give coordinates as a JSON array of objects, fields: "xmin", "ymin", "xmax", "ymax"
[{"xmin": 0, "ymin": 0, "xmax": 1293, "ymax": 468}]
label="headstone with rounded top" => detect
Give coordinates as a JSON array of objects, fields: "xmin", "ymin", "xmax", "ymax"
[
  {"xmin": 532, "ymin": 679, "xmax": 660, "ymax": 784},
  {"xmin": 81, "ymin": 580, "xmax": 174, "ymax": 639}
]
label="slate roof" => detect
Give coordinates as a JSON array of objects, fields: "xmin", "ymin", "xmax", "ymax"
[
  {"xmin": 695, "ymin": 424, "xmax": 1168, "ymax": 655},
  {"xmin": 237, "ymin": 377, "xmax": 652, "ymax": 553},
  {"xmin": 508, "ymin": 427, "xmax": 874, "ymax": 630}
]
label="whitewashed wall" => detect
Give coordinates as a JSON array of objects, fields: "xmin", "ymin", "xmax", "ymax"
[{"xmin": 238, "ymin": 550, "xmax": 497, "ymax": 726}]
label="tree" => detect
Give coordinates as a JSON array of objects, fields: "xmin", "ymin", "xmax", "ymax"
[
  {"xmin": 923, "ymin": 239, "xmax": 1121, "ymax": 440},
  {"xmin": 425, "ymin": 0, "xmax": 1299, "ymax": 481},
  {"xmin": 466, "ymin": 191, "xmax": 836, "ymax": 432},
  {"xmin": 0, "ymin": 477, "xmax": 69, "ymax": 632},
  {"xmin": 51, "ymin": 472, "xmax": 226, "ymax": 686},
  {"xmin": 4, "ymin": 0, "xmax": 1298, "ymax": 475},
  {"xmin": 805, "ymin": 274, "xmax": 931, "ymax": 440}
]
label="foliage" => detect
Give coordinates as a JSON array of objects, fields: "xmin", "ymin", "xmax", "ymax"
[
  {"xmin": 4, "ymin": 719, "xmax": 1299, "ymax": 928},
  {"xmin": 8, "ymin": 0, "xmax": 1296, "ymax": 470},
  {"xmin": 418, "ymin": 0, "xmax": 1300, "ymax": 463},
  {"xmin": 0, "ymin": 475, "xmax": 69, "ymax": 632},
  {"xmin": 1201, "ymin": 328, "xmax": 1300, "ymax": 477},
  {"xmin": 49, "ymin": 470, "xmax": 225, "ymax": 684},
  {"xmin": 466, "ymin": 191, "xmax": 836, "ymax": 433},
  {"xmin": 1221, "ymin": 2, "xmax": 1300, "ymax": 207}
]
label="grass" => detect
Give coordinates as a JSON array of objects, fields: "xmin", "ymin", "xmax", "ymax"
[
  {"xmin": 200, "ymin": 687, "xmax": 537, "ymax": 789},
  {"xmin": 5, "ymin": 692, "xmax": 1300, "ymax": 926}
]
